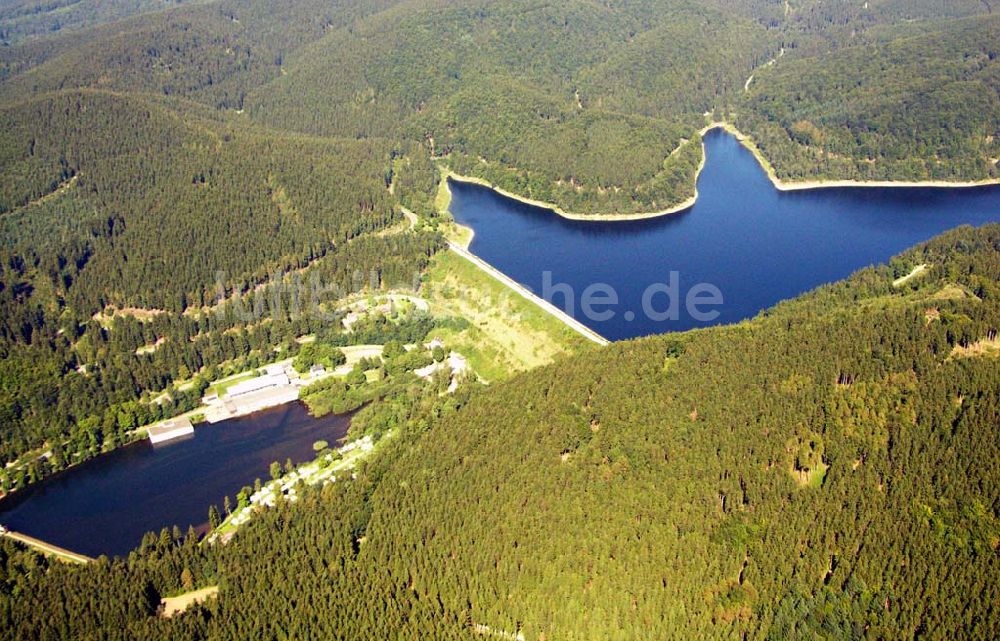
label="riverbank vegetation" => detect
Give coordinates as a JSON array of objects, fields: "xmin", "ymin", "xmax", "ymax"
[
  {"xmin": 212, "ymin": 350, "xmax": 479, "ymax": 538},
  {"xmin": 1, "ymin": 224, "xmax": 997, "ymax": 639}
]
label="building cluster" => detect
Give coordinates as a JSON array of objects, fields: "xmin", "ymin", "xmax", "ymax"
[
  {"xmin": 203, "ymin": 363, "xmax": 301, "ymax": 424},
  {"xmin": 414, "ymin": 341, "xmax": 470, "ymax": 394}
]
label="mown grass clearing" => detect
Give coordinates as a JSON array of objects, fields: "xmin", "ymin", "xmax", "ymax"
[{"xmin": 422, "ymin": 251, "xmax": 590, "ymax": 381}]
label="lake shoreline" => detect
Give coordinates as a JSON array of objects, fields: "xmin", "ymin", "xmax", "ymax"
[
  {"xmin": 440, "ymin": 123, "xmax": 1000, "ymax": 223},
  {"xmin": 439, "ymin": 167, "xmax": 701, "ymax": 222},
  {"xmin": 445, "ymin": 241, "xmax": 610, "ymax": 346},
  {"xmin": 703, "ymin": 122, "xmax": 1000, "ymax": 193},
  {"xmin": 445, "ymin": 129, "xmax": 1000, "ymax": 341},
  {"xmin": 1, "ymin": 529, "xmax": 94, "ymax": 564},
  {"xmin": 0, "ymin": 402, "xmax": 352, "ymax": 558}
]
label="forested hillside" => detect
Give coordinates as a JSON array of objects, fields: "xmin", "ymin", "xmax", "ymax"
[
  {"xmin": 1, "ymin": 0, "xmax": 995, "ymax": 215},
  {"xmin": 739, "ymin": 15, "xmax": 1000, "ymax": 182},
  {"xmin": 0, "ymin": 4, "xmax": 998, "ymax": 636},
  {"xmin": 0, "ymin": 86, "xmax": 444, "ymax": 475},
  {"xmin": 2, "ymin": 225, "xmax": 998, "ymax": 640},
  {"xmin": 245, "ymin": 0, "xmax": 775, "ymax": 214},
  {"xmin": 0, "ymin": 0, "xmax": 205, "ymax": 46},
  {"xmin": 0, "ymin": 0, "xmax": 408, "ymax": 106},
  {"xmin": 0, "ymin": 90, "xmax": 407, "ymax": 311}
]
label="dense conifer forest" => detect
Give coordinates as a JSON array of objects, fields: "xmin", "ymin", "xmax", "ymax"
[
  {"xmin": 0, "ymin": 89, "xmax": 443, "ymax": 478},
  {"xmin": 0, "ymin": 1, "xmax": 204, "ymax": 46},
  {"xmin": 0, "ymin": 2, "xmax": 998, "ymax": 639},
  {"xmin": 2, "ymin": 225, "xmax": 998, "ymax": 640},
  {"xmin": 1, "ymin": 1, "xmax": 996, "ymax": 215}
]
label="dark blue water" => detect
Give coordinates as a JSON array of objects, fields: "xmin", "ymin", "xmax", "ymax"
[
  {"xmin": 449, "ymin": 129, "xmax": 1000, "ymax": 341},
  {"xmin": 0, "ymin": 402, "xmax": 349, "ymax": 558}
]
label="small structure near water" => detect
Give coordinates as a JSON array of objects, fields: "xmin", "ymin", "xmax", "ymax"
[{"xmin": 147, "ymin": 417, "xmax": 195, "ymax": 444}]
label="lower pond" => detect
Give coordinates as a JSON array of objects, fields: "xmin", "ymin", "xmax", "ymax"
[{"xmin": 0, "ymin": 402, "xmax": 350, "ymax": 558}]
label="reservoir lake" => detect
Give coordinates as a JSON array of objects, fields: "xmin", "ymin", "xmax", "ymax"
[
  {"xmin": 4, "ymin": 129, "xmax": 999, "ymax": 559},
  {"xmin": 448, "ymin": 128, "xmax": 1000, "ymax": 341},
  {"xmin": 0, "ymin": 402, "xmax": 350, "ymax": 558}
]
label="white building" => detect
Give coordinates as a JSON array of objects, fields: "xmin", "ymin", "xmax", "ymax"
[
  {"xmin": 213, "ymin": 365, "xmax": 299, "ymax": 418},
  {"xmin": 226, "ymin": 369, "xmax": 291, "ymax": 398},
  {"xmin": 223, "ymin": 385, "xmax": 299, "ymax": 416},
  {"xmin": 199, "ymin": 364, "xmax": 300, "ymax": 423},
  {"xmin": 148, "ymin": 417, "xmax": 195, "ymax": 444}
]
